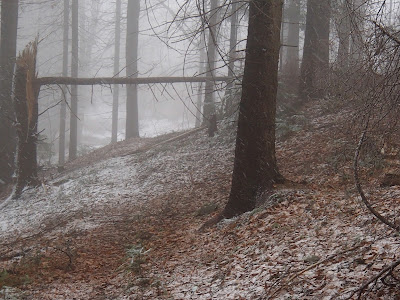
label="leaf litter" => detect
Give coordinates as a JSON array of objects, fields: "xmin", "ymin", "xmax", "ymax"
[{"xmin": 0, "ymin": 102, "xmax": 399, "ymax": 299}]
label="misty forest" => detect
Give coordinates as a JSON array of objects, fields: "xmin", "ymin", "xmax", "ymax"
[{"xmin": 0, "ymin": 0, "xmax": 400, "ymax": 299}]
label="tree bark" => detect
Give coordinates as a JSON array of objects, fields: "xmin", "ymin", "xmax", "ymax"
[
  {"xmin": 224, "ymin": 0, "xmax": 239, "ymax": 116},
  {"xmin": 59, "ymin": 0, "xmax": 69, "ymax": 166},
  {"xmin": 349, "ymin": 0, "xmax": 364, "ymax": 65},
  {"xmin": 283, "ymin": 0, "xmax": 301, "ymax": 78},
  {"xmin": 13, "ymin": 41, "xmax": 40, "ymax": 198},
  {"xmin": 337, "ymin": 0, "xmax": 350, "ymax": 69},
  {"xmin": 69, "ymin": 0, "xmax": 79, "ymax": 160},
  {"xmin": 0, "ymin": 0, "xmax": 19, "ymax": 185},
  {"xmin": 203, "ymin": 0, "xmax": 219, "ymax": 130},
  {"xmin": 112, "ymin": 0, "xmax": 122, "ymax": 143},
  {"xmin": 222, "ymin": 0, "xmax": 283, "ymax": 218},
  {"xmin": 36, "ymin": 76, "xmax": 230, "ymax": 86},
  {"xmin": 195, "ymin": 33, "xmax": 207, "ymax": 128},
  {"xmin": 299, "ymin": 0, "xmax": 331, "ymax": 99},
  {"xmin": 126, "ymin": 0, "xmax": 140, "ymax": 139}
]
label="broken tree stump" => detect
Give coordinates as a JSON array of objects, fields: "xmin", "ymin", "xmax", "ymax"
[{"xmin": 12, "ymin": 39, "xmax": 40, "ymax": 198}]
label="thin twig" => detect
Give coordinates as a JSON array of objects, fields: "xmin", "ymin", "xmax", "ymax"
[
  {"xmin": 344, "ymin": 259, "xmax": 400, "ymax": 299},
  {"xmin": 267, "ymin": 244, "xmax": 364, "ymax": 299}
]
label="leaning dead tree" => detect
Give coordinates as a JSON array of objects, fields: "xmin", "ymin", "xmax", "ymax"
[{"xmin": 13, "ymin": 40, "xmax": 40, "ymax": 198}]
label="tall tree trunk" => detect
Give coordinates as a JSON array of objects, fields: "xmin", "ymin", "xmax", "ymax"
[
  {"xmin": 126, "ymin": 0, "xmax": 140, "ymax": 139},
  {"xmin": 85, "ymin": 0, "xmax": 100, "ymax": 65},
  {"xmin": 69, "ymin": 0, "xmax": 79, "ymax": 160},
  {"xmin": 0, "ymin": 0, "xmax": 19, "ymax": 185},
  {"xmin": 195, "ymin": 33, "xmax": 207, "ymax": 128},
  {"xmin": 299, "ymin": 0, "xmax": 331, "ymax": 99},
  {"xmin": 337, "ymin": 0, "xmax": 350, "ymax": 69},
  {"xmin": 222, "ymin": 0, "xmax": 283, "ymax": 218},
  {"xmin": 224, "ymin": 0, "xmax": 239, "ymax": 116},
  {"xmin": 112, "ymin": 0, "xmax": 122, "ymax": 143},
  {"xmin": 349, "ymin": 0, "xmax": 364, "ymax": 65},
  {"xmin": 59, "ymin": 0, "xmax": 69, "ymax": 166},
  {"xmin": 13, "ymin": 41, "xmax": 40, "ymax": 198},
  {"xmin": 279, "ymin": 2, "xmax": 285, "ymax": 73},
  {"xmin": 283, "ymin": 0, "xmax": 300, "ymax": 78},
  {"xmin": 77, "ymin": 0, "xmax": 86, "ymax": 147},
  {"xmin": 203, "ymin": 0, "xmax": 218, "ymax": 132},
  {"xmin": 79, "ymin": 0, "xmax": 87, "ymax": 69}
]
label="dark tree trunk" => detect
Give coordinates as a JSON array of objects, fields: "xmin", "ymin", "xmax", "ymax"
[
  {"xmin": 203, "ymin": 0, "xmax": 218, "ymax": 134},
  {"xmin": 299, "ymin": 0, "xmax": 331, "ymax": 99},
  {"xmin": 126, "ymin": 0, "xmax": 140, "ymax": 139},
  {"xmin": 111, "ymin": 0, "xmax": 122, "ymax": 143},
  {"xmin": 0, "ymin": 0, "xmax": 19, "ymax": 185},
  {"xmin": 59, "ymin": 0, "xmax": 69, "ymax": 166},
  {"xmin": 283, "ymin": 0, "xmax": 301, "ymax": 78},
  {"xmin": 69, "ymin": 0, "xmax": 79, "ymax": 160},
  {"xmin": 222, "ymin": 0, "xmax": 283, "ymax": 218},
  {"xmin": 13, "ymin": 42, "xmax": 40, "ymax": 198}
]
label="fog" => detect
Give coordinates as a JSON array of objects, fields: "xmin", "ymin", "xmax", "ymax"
[{"xmin": 13, "ymin": 0, "xmax": 247, "ymax": 164}]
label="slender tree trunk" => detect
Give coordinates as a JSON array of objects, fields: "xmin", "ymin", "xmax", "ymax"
[
  {"xmin": 112, "ymin": 0, "xmax": 122, "ymax": 143},
  {"xmin": 85, "ymin": 0, "xmax": 100, "ymax": 65},
  {"xmin": 0, "ymin": 0, "xmax": 19, "ymax": 185},
  {"xmin": 126, "ymin": 0, "xmax": 140, "ymax": 139},
  {"xmin": 203, "ymin": 0, "xmax": 218, "ymax": 131},
  {"xmin": 77, "ymin": 0, "xmax": 86, "ymax": 146},
  {"xmin": 69, "ymin": 0, "xmax": 79, "ymax": 160},
  {"xmin": 13, "ymin": 41, "xmax": 40, "ymax": 198},
  {"xmin": 195, "ymin": 33, "xmax": 207, "ymax": 128},
  {"xmin": 79, "ymin": 0, "xmax": 87, "ymax": 69},
  {"xmin": 299, "ymin": 0, "xmax": 331, "ymax": 99},
  {"xmin": 389, "ymin": 0, "xmax": 393, "ymax": 25},
  {"xmin": 59, "ymin": 0, "xmax": 69, "ymax": 166},
  {"xmin": 279, "ymin": 2, "xmax": 285, "ymax": 73},
  {"xmin": 222, "ymin": 0, "xmax": 283, "ymax": 218},
  {"xmin": 283, "ymin": 0, "xmax": 300, "ymax": 78},
  {"xmin": 349, "ymin": 0, "xmax": 364, "ymax": 65},
  {"xmin": 224, "ymin": 0, "xmax": 239, "ymax": 116},
  {"xmin": 337, "ymin": 0, "xmax": 350, "ymax": 69}
]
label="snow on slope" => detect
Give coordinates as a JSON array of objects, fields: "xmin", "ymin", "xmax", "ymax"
[{"xmin": 1, "ymin": 112, "xmax": 400, "ymax": 299}]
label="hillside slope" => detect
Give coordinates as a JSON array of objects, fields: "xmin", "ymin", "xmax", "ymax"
[{"xmin": 1, "ymin": 101, "xmax": 399, "ymax": 299}]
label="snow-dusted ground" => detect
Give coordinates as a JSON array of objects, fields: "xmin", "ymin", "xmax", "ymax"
[
  {"xmin": 1, "ymin": 110, "xmax": 400, "ymax": 299},
  {"xmin": 0, "ymin": 124, "xmax": 230, "ymax": 244}
]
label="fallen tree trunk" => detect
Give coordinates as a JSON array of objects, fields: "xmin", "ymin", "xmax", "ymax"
[{"xmin": 35, "ymin": 76, "xmax": 231, "ymax": 86}]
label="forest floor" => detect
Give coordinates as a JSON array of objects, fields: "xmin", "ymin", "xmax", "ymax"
[{"xmin": 0, "ymin": 99, "xmax": 400, "ymax": 299}]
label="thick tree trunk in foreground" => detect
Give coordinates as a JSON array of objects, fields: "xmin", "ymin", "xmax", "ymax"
[
  {"xmin": 69, "ymin": 0, "xmax": 79, "ymax": 160},
  {"xmin": 111, "ymin": 0, "xmax": 122, "ymax": 144},
  {"xmin": 126, "ymin": 0, "xmax": 140, "ymax": 139},
  {"xmin": 0, "ymin": 0, "xmax": 19, "ymax": 185},
  {"xmin": 222, "ymin": 0, "xmax": 283, "ymax": 218},
  {"xmin": 13, "ymin": 41, "xmax": 40, "ymax": 198},
  {"xmin": 59, "ymin": 0, "xmax": 69, "ymax": 166},
  {"xmin": 299, "ymin": 0, "xmax": 331, "ymax": 99}
]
